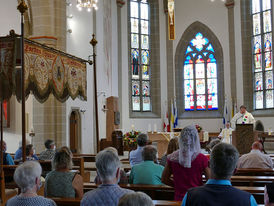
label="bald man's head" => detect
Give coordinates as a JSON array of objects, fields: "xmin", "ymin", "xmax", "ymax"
[{"xmin": 251, "ymin": 141, "xmax": 263, "ymax": 151}]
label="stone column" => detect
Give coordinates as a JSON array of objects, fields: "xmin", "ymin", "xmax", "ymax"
[
  {"xmin": 29, "ymin": 0, "xmax": 67, "ymax": 152},
  {"xmin": 225, "ymin": 0, "xmax": 237, "ymax": 110}
]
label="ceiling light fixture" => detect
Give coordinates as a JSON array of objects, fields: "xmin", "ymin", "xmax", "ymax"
[{"xmin": 76, "ymin": 0, "xmax": 98, "ymax": 11}]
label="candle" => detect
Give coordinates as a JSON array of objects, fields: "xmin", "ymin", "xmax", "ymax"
[
  {"xmin": 154, "ymin": 124, "xmax": 157, "ymax": 132},
  {"xmin": 268, "ymin": 128, "xmax": 272, "ymax": 136},
  {"xmin": 131, "ymin": 124, "xmax": 135, "ymax": 131},
  {"xmin": 148, "ymin": 124, "xmax": 152, "ymax": 132},
  {"xmin": 204, "ymin": 132, "xmax": 209, "ymax": 142}
]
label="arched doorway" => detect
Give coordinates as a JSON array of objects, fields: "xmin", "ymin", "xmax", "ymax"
[{"xmin": 69, "ymin": 110, "xmax": 81, "ymax": 153}]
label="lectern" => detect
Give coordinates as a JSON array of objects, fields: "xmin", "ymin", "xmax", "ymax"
[{"xmin": 232, "ymin": 124, "xmax": 254, "ymax": 154}]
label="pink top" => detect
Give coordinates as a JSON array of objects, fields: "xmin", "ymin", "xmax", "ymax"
[{"xmin": 167, "ymin": 153, "xmax": 208, "ymax": 201}]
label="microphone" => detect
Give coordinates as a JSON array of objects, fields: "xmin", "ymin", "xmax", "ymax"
[{"xmin": 235, "ymin": 114, "xmax": 243, "ymax": 124}]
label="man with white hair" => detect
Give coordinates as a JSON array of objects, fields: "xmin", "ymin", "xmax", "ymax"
[
  {"xmin": 81, "ymin": 149, "xmax": 133, "ymax": 206},
  {"xmin": 237, "ymin": 141, "xmax": 273, "ymax": 169},
  {"xmin": 6, "ymin": 161, "xmax": 56, "ymax": 206}
]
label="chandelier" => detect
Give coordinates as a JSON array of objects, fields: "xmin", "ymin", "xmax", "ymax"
[{"xmin": 76, "ymin": 0, "xmax": 98, "ymax": 11}]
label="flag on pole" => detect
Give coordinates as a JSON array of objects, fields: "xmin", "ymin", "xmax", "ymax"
[
  {"xmin": 173, "ymin": 97, "xmax": 178, "ymax": 129},
  {"xmin": 163, "ymin": 102, "xmax": 170, "ymax": 132},
  {"xmin": 223, "ymin": 97, "xmax": 228, "ymax": 125},
  {"xmin": 170, "ymin": 99, "xmax": 174, "ymax": 131}
]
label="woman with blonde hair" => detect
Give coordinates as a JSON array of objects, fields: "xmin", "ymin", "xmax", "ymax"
[
  {"xmin": 45, "ymin": 148, "xmax": 83, "ymax": 198},
  {"xmin": 161, "ymin": 125, "xmax": 210, "ymax": 200},
  {"xmin": 160, "ymin": 137, "xmax": 179, "ymax": 167}
]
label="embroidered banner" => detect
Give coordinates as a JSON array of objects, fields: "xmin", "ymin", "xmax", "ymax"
[
  {"xmin": 0, "ymin": 35, "xmax": 87, "ymax": 103},
  {"xmin": 0, "ymin": 36, "xmax": 16, "ymax": 101},
  {"xmin": 24, "ymin": 40, "xmax": 87, "ymax": 102}
]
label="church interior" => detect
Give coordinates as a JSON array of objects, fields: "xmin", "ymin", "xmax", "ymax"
[{"xmin": 1, "ymin": 0, "xmax": 274, "ymax": 205}]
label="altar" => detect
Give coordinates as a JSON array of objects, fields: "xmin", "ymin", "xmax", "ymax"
[{"xmin": 148, "ymin": 132, "xmax": 180, "ymax": 157}]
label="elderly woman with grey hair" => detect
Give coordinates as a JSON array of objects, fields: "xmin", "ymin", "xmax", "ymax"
[
  {"xmin": 44, "ymin": 149, "xmax": 83, "ymax": 198},
  {"xmin": 81, "ymin": 150, "xmax": 133, "ymax": 206},
  {"xmin": 118, "ymin": 192, "xmax": 154, "ymax": 206},
  {"xmin": 6, "ymin": 161, "xmax": 56, "ymax": 206},
  {"xmin": 162, "ymin": 125, "xmax": 210, "ymax": 201}
]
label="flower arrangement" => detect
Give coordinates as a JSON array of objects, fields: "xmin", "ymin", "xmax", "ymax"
[
  {"xmin": 195, "ymin": 124, "xmax": 203, "ymax": 133},
  {"xmin": 123, "ymin": 130, "xmax": 140, "ymax": 146}
]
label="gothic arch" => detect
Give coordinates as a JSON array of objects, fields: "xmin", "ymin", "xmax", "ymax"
[{"xmin": 175, "ymin": 21, "xmax": 224, "ymax": 118}]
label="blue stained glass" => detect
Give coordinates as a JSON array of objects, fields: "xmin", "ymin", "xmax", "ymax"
[
  {"xmin": 186, "ymin": 46, "xmax": 193, "ymax": 54},
  {"xmin": 185, "ymin": 56, "xmax": 193, "ymax": 64},
  {"xmin": 206, "ymin": 44, "xmax": 214, "ymax": 52},
  {"xmin": 207, "ymin": 54, "xmax": 216, "ymax": 63},
  {"xmin": 203, "ymin": 52, "xmax": 208, "ymax": 57},
  {"xmin": 141, "ymin": 50, "xmax": 149, "ymax": 64},
  {"xmin": 192, "ymin": 53, "xmax": 197, "ymax": 57}
]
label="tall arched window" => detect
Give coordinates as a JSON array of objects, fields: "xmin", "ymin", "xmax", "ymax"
[
  {"xmin": 130, "ymin": 0, "xmax": 151, "ymax": 112},
  {"xmin": 183, "ymin": 33, "xmax": 218, "ymax": 111},
  {"xmin": 252, "ymin": 0, "xmax": 273, "ymax": 109}
]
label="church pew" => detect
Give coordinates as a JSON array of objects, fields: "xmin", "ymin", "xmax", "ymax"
[
  {"xmin": 153, "ymin": 200, "xmax": 181, "ymax": 206},
  {"xmin": 235, "ymin": 168, "xmax": 274, "ymax": 176},
  {"xmin": 83, "ymin": 183, "xmax": 264, "ymax": 203},
  {"xmin": 202, "ymin": 175, "xmax": 274, "ymax": 187},
  {"xmin": 49, "ymin": 197, "xmax": 182, "ymax": 206},
  {"xmin": 50, "ymin": 197, "xmax": 81, "ymax": 206},
  {"xmin": 83, "ymin": 183, "xmax": 174, "ymax": 200}
]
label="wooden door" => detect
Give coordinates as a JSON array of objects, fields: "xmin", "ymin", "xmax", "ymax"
[{"xmin": 70, "ymin": 111, "xmax": 78, "ymax": 153}]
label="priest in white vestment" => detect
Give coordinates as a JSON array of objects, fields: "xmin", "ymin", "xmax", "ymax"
[
  {"xmin": 218, "ymin": 122, "xmax": 234, "ymax": 144},
  {"xmin": 231, "ymin": 105, "xmax": 255, "ymax": 129}
]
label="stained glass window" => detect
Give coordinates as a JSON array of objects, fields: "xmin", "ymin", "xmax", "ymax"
[
  {"xmin": 183, "ymin": 32, "xmax": 218, "ymax": 111},
  {"xmin": 130, "ymin": 0, "xmax": 151, "ymax": 112},
  {"xmin": 252, "ymin": 0, "xmax": 273, "ymax": 109}
]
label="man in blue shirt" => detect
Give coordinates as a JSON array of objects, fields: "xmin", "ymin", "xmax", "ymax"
[
  {"xmin": 182, "ymin": 143, "xmax": 257, "ymax": 206},
  {"xmin": 2, "ymin": 141, "xmax": 14, "ymax": 165},
  {"xmin": 14, "ymin": 140, "xmax": 38, "ymax": 160},
  {"xmin": 129, "ymin": 133, "xmax": 148, "ymax": 166}
]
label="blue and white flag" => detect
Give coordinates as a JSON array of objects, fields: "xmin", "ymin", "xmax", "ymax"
[
  {"xmin": 223, "ymin": 98, "xmax": 228, "ymax": 125},
  {"xmin": 173, "ymin": 97, "xmax": 178, "ymax": 128}
]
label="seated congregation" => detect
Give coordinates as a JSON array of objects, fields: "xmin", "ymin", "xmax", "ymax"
[{"xmin": 2, "ymin": 125, "xmax": 274, "ymax": 206}]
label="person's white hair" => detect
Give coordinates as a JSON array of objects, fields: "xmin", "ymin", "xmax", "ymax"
[
  {"xmin": 13, "ymin": 161, "xmax": 42, "ymax": 193},
  {"xmin": 179, "ymin": 125, "xmax": 201, "ymax": 168},
  {"xmin": 118, "ymin": 192, "xmax": 154, "ymax": 206},
  {"xmin": 96, "ymin": 150, "xmax": 121, "ymax": 183}
]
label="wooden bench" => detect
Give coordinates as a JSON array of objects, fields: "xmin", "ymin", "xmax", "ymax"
[
  {"xmin": 50, "ymin": 197, "xmax": 182, "ymax": 206},
  {"xmin": 83, "ymin": 183, "xmax": 264, "ymax": 203},
  {"xmin": 83, "ymin": 183, "xmax": 174, "ymax": 200},
  {"xmin": 235, "ymin": 168, "xmax": 274, "ymax": 176},
  {"xmin": 202, "ymin": 175, "xmax": 274, "ymax": 187}
]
